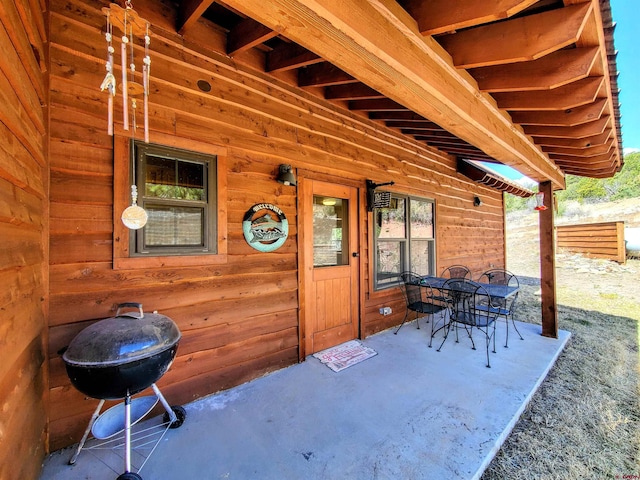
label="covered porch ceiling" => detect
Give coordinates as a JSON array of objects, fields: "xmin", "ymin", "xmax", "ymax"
[{"xmin": 175, "ymin": 0, "xmax": 622, "ymax": 190}]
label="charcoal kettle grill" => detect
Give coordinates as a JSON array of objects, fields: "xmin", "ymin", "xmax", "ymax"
[{"xmin": 62, "ymin": 303, "xmax": 186, "ymax": 480}]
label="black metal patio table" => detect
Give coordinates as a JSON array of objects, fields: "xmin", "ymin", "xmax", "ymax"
[{"xmin": 419, "ymin": 275, "xmax": 519, "ymax": 299}]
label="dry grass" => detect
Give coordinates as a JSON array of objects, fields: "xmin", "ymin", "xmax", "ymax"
[{"xmin": 481, "ymin": 203, "xmax": 640, "ymax": 479}]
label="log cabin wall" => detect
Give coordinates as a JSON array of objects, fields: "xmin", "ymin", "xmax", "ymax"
[
  {"xmin": 47, "ymin": 0, "xmax": 505, "ymax": 450},
  {"xmin": 0, "ymin": 0, "xmax": 49, "ymax": 478}
]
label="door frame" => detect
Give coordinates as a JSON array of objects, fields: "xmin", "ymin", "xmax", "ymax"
[{"xmin": 297, "ymin": 175, "xmax": 362, "ymax": 360}]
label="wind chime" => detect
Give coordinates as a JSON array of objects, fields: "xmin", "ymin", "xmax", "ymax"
[{"xmin": 101, "ymin": 1, "xmax": 151, "ymax": 229}]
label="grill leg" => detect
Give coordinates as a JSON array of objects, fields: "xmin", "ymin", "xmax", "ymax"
[
  {"xmin": 124, "ymin": 395, "xmax": 132, "ymax": 473},
  {"xmin": 68, "ymin": 399, "xmax": 105, "ymax": 465},
  {"xmin": 152, "ymin": 383, "xmax": 176, "ymax": 423}
]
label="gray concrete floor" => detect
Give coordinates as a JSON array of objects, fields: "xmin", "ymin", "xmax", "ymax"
[{"xmin": 40, "ymin": 319, "xmax": 570, "ymax": 480}]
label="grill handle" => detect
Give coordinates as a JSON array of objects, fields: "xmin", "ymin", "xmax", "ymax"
[{"xmin": 115, "ymin": 302, "xmax": 145, "ymax": 319}]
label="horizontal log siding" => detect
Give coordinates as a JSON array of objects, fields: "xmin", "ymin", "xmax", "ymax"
[
  {"xmin": 556, "ymin": 221, "xmax": 626, "ymax": 263},
  {"xmin": 0, "ymin": 0, "xmax": 48, "ymax": 478},
  {"xmin": 48, "ymin": 0, "xmax": 506, "ymax": 449}
]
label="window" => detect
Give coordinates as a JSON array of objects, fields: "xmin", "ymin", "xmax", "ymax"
[
  {"xmin": 373, "ymin": 195, "xmax": 435, "ymax": 289},
  {"xmin": 131, "ymin": 141, "xmax": 217, "ymax": 256}
]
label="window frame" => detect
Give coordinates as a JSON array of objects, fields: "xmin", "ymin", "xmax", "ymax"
[
  {"xmin": 372, "ymin": 193, "xmax": 436, "ymax": 290},
  {"xmin": 113, "ymin": 134, "xmax": 228, "ymax": 270},
  {"xmin": 131, "ymin": 141, "xmax": 217, "ymax": 256}
]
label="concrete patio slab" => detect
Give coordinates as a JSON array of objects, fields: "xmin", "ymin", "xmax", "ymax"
[{"xmin": 40, "ymin": 320, "xmax": 570, "ymax": 480}]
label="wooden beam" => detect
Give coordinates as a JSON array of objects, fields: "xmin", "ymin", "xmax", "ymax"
[
  {"xmin": 437, "ymin": 3, "xmax": 593, "ymax": 68},
  {"xmin": 402, "ymin": 0, "xmax": 539, "ymax": 36},
  {"xmin": 384, "ymin": 120, "xmax": 441, "ymax": 130},
  {"xmin": 177, "ymin": 0, "xmax": 215, "ymax": 34},
  {"xmin": 510, "ymin": 99, "xmax": 607, "ymax": 126},
  {"xmin": 538, "ymin": 180, "xmax": 557, "ymax": 338},
  {"xmin": 368, "ymin": 111, "xmax": 429, "ymax": 122},
  {"xmin": 227, "ymin": 17, "xmax": 278, "ymax": 56},
  {"xmin": 401, "ymin": 128, "xmax": 453, "ymax": 136},
  {"xmin": 349, "ymin": 99, "xmax": 409, "ymax": 111},
  {"xmin": 542, "ymin": 142, "xmax": 612, "ymax": 157},
  {"xmin": 534, "ymin": 130, "xmax": 612, "ymax": 148},
  {"xmin": 469, "ymin": 47, "xmax": 599, "ymax": 92},
  {"xmin": 550, "ymin": 152, "xmax": 614, "ymax": 164},
  {"xmin": 524, "ymin": 116, "xmax": 610, "ymax": 138},
  {"xmin": 298, "ymin": 62, "xmax": 355, "ymax": 87},
  {"xmin": 324, "ymin": 83, "xmax": 385, "ymax": 100},
  {"xmin": 493, "ymin": 77, "xmax": 604, "ymax": 111},
  {"xmin": 221, "ymin": 0, "xmax": 565, "ymax": 186},
  {"xmin": 266, "ymin": 43, "xmax": 322, "ymax": 72}
]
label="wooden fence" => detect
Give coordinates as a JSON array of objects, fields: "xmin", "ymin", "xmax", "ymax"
[{"xmin": 556, "ymin": 221, "xmax": 626, "ymax": 263}]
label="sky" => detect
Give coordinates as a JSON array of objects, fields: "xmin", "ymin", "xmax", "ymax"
[
  {"xmin": 610, "ymin": 0, "xmax": 639, "ymax": 153},
  {"xmin": 481, "ymin": 0, "xmax": 638, "ymax": 184}
]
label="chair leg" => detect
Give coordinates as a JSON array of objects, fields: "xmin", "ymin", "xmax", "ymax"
[
  {"xmin": 511, "ymin": 316, "xmax": 524, "ymax": 340},
  {"xmin": 504, "ymin": 315, "xmax": 509, "ymax": 348},
  {"xmin": 429, "ymin": 309, "xmax": 448, "ymax": 348},
  {"xmin": 436, "ymin": 320, "xmax": 453, "ymax": 352},
  {"xmin": 394, "ymin": 310, "xmax": 410, "ymax": 334}
]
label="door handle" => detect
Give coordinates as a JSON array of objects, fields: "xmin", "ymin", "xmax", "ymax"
[{"xmin": 352, "ymin": 252, "xmax": 359, "ymax": 257}]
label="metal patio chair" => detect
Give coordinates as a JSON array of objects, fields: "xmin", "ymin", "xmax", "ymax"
[
  {"xmin": 434, "ymin": 278, "xmax": 498, "ymax": 368},
  {"xmin": 395, "ymin": 272, "xmax": 447, "ymax": 335},
  {"xmin": 440, "ymin": 265, "xmax": 472, "ymax": 280},
  {"xmin": 478, "ymin": 268, "xmax": 523, "ymax": 347}
]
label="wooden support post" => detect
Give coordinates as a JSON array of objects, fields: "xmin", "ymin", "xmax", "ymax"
[{"xmin": 538, "ymin": 181, "xmax": 558, "ymax": 338}]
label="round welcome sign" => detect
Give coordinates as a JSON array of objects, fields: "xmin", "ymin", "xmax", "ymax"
[{"xmin": 242, "ymin": 203, "xmax": 289, "ymax": 252}]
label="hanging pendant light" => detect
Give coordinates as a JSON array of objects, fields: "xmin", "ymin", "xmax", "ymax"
[
  {"xmin": 534, "ymin": 192, "xmax": 548, "ymax": 211},
  {"xmin": 121, "ymin": 185, "xmax": 148, "ymax": 229}
]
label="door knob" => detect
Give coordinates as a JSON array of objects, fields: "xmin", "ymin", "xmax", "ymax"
[{"xmin": 352, "ymin": 252, "xmax": 359, "ymax": 257}]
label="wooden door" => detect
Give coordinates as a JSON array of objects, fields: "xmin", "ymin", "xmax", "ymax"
[{"xmin": 299, "ymin": 179, "xmax": 359, "ymax": 356}]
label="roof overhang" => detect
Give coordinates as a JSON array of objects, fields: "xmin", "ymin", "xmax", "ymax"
[{"xmin": 176, "ymin": 0, "xmax": 623, "ymax": 189}]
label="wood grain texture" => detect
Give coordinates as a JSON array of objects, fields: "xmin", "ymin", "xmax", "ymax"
[
  {"xmin": 0, "ymin": 0, "xmax": 48, "ymax": 478},
  {"xmin": 45, "ymin": 0, "xmax": 507, "ymax": 449}
]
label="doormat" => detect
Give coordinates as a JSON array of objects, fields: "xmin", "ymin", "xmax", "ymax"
[{"xmin": 313, "ymin": 340, "xmax": 377, "ymax": 372}]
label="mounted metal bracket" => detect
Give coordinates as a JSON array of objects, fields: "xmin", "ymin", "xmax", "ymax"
[{"xmin": 366, "ymin": 180, "xmax": 395, "ymax": 211}]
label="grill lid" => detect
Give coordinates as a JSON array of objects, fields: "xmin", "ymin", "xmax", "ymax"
[{"xmin": 63, "ymin": 305, "xmax": 181, "ymax": 367}]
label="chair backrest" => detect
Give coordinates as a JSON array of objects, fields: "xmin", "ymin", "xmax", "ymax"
[
  {"xmin": 470, "ymin": 283, "xmax": 499, "ymax": 327},
  {"xmin": 442, "ymin": 278, "xmax": 497, "ymax": 327},
  {"xmin": 441, "ymin": 265, "xmax": 471, "ymax": 280},
  {"xmin": 478, "ymin": 268, "xmax": 518, "ymax": 288},
  {"xmin": 399, "ymin": 272, "xmax": 423, "ymax": 307},
  {"xmin": 442, "ymin": 278, "xmax": 476, "ymax": 324},
  {"xmin": 478, "ymin": 269, "xmax": 519, "ymax": 309}
]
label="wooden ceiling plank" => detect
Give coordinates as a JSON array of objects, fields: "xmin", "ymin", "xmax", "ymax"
[
  {"xmin": 510, "ymin": 98, "xmax": 607, "ymax": 126},
  {"xmin": 298, "ymin": 63, "xmax": 356, "ymax": 87},
  {"xmin": 222, "ymin": 0, "xmax": 565, "ymax": 185},
  {"xmin": 524, "ymin": 116, "xmax": 610, "ymax": 138},
  {"xmin": 324, "ymin": 83, "xmax": 386, "ymax": 100},
  {"xmin": 493, "ymin": 76, "xmax": 603, "ymax": 111},
  {"xmin": 178, "ymin": 0, "xmax": 216, "ymax": 34},
  {"xmin": 469, "ymin": 47, "xmax": 599, "ymax": 92},
  {"xmin": 227, "ymin": 17, "xmax": 279, "ymax": 55},
  {"xmin": 437, "ymin": 3, "xmax": 593, "ymax": 68},
  {"xmin": 266, "ymin": 43, "xmax": 322, "ymax": 72},
  {"xmin": 401, "ymin": 0, "xmax": 539, "ymax": 36}
]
